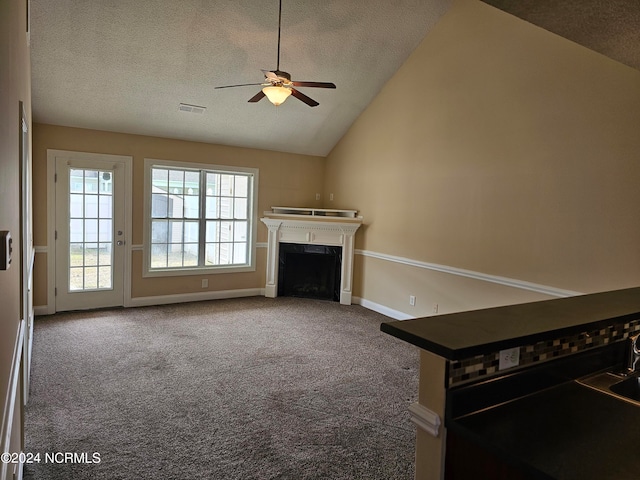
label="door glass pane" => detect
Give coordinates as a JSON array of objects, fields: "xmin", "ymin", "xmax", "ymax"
[
  {"xmin": 68, "ymin": 168, "xmax": 114, "ymax": 291},
  {"xmin": 84, "ymin": 243, "xmax": 98, "ymax": 266},
  {"xmin": 70, "ymin": 194, "xmax": 84, "ymax": 217},
  {"xmin": 85, "ymin": 195, "xmax": 98, "ymax": 218}
]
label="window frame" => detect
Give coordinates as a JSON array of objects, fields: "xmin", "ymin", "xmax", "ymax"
[{"xmin": 142, "ymin": 158, "xmax": 259, "ymax": 277}]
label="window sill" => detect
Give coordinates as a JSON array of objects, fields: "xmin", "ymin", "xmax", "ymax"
[{"xmin": 143, "ymin": 264, "xmax": 256, "ymax": 278}]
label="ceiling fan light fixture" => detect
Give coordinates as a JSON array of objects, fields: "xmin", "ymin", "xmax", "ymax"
[{"xmin": 262, "ymin": 85, "xmax": 291, "ymax": 106}]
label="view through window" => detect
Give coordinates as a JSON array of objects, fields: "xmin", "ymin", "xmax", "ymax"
[
  {"xmin": 69, "ymin": 168, "xmax": 113, "ymax": 290},
  {"xmin": 147, "ymin": 162, "xmax": 256, "ymax": 273}
]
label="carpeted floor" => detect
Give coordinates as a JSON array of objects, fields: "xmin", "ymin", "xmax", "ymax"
[{"xmin": 23, "ymin": 296, "xmax": 419, "ymax": 480}]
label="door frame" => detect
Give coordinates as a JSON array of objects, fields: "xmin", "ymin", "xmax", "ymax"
[
  {"xmin": 19, "ymin": 102, "xmax": 33, "ymax": 403},
  {"xmin": 46, "ymin": 149, "xmax": 133, "ymax": 313}
]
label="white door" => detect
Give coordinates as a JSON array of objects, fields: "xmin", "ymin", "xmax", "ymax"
[{"xmin": 54, "ymin": 154, "xmax": 128, "ymax": 311}]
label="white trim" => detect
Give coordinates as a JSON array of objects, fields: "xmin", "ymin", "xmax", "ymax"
[
  {"xmin": 35, "ymin": 288, "xmax": 265, "ymax": 314},
  {"xmin": 128, "ymin": 288, "xmax": 264, "ymax": 308},
  {"xmin": 131, "ymin": 242, "xmax": 265, "ymax": 253},
  {"xmin": 1, "ymin": 320, "xmax": 25, "ymax": 480},
  {"xmin": 122, "ymin": 158, "xmax": 133, "ymax": 309},
  {"xmin": 353, "ymin": 296, "xmax": 414, "ymax": 320},
  {"xmin": 261, "ymin": 217, "xmax": 362, "ymax": 305},
  {"xmin": 47, "ymin": 149, "xmax": 133, "ymax": 313},
  {"xmin": 33, "ymin": 305, "xmax": 49, "ymax": 317},
  {"xmin": 46, "ymin": 154, "xmax": 56, "ymax": 315},
  {"xmin": 408, "ymin": 402, "xmax": 441, "ymax": 437},
  {"xmin": 34, "ymin": 245, "xmax": 47, "ymax": 254},
  {"xmin": 13, "ymin": 462, "xmax": 24, "ymax": 480},
  {"xmin": 356, "ymin": 249, "xmax": 582, "ymax": 298},
  {"xmin": 142, "ymin": 158, "xmax": 259, "ymax": 278}
]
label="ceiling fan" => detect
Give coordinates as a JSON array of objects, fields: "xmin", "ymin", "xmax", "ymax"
[{"xmin": 215, "ymin": 0, "xmax": 336, "ymax": 107}]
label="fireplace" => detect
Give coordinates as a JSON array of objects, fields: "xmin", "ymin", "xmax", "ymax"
[
  {"xmin": 261, "ymin": 207, "xmax": 363, "ymax": 305},
  {"xmin": 278, "ymin": 243, "xmax": 342, "ymax": 301}
]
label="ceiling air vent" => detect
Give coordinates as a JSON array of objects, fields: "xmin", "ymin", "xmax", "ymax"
[{"xmin": 178, "ymin": 103, "xmax": 206, "ymax": 114}]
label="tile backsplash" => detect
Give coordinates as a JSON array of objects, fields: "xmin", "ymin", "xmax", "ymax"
[{"xmin": 448, "ymin": 318, "xmax": 640, "ymax": 387}]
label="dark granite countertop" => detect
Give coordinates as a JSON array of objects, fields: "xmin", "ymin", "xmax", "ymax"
[
  {"xmin": 448, "ymin": 381, "xmax": 640, "ymax": 480},
  {"xmin": 381, "ymin": 287, "xmax": 640, "ymax": 360}
]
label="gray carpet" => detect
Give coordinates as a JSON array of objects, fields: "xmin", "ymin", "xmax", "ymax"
[{"xmin": 24, "ymin": 297, "xmax": 419, "ymax": 479}]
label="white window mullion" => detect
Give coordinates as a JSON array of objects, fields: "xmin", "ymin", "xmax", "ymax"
[
  {"xmin": 144, "ymin": 158, "xmax": 257, "ymax": 277},
  {"xmin": 198, "ymin": 171, "xmax": 206, "ymax": 267}
]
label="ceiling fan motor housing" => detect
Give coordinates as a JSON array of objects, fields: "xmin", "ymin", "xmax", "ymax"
[{"xmin": 273, "ymin": 70, "xmax": 291, "ymax": 81}]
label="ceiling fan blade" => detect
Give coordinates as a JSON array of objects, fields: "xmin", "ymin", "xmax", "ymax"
[
  {"xmin": 291, "ymin": 81, "xmax": 336, "ymax": 89},
  {"xmin": 290, "ymin": 88, "xmax": 319, "ymax": 107},
  {"xmin": 215, "ymin": 83, "xmax": 264, "ymax": 89},
  {"xmin": 248, "ymin": 90, "xmax": 266, "ymax": 103}
]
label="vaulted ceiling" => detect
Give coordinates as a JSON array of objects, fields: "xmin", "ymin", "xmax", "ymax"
[
  {"xmin": 30, "ymin": 0, "xmax": 452, "ymax": 156},
  {"xmin": 30, "ymin": 0, "xmax": 639, "ymax": 157},
  {"xmin": 483, "ymin": 0, "xmax": 640, "ymax": 73}
]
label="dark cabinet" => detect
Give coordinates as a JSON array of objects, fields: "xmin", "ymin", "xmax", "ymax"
[{"xmin": 445, "ymin": 430, "xmax": 535, "ymax": 480}]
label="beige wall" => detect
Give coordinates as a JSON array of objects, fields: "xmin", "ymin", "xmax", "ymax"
[
  {"xmin": 28, "ymin": 0, "xmax": 640, "ymax": 317},
  {"xmin": 327, "ymin": 0, "xmax": 640, "ymax": 315},
  {"xmin": 32, "ymin": 124, "xmax": 325, "ymax": 304},
  {"xmin": 0, "ymin": 0, "xmax": 31, "ymax": 464},
  {"xmin": 354, "ymin": 254, "xmax": 557, "ymax": 317}
]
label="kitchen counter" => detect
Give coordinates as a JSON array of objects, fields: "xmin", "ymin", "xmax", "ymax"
[
  {"xmin": 448, "ymin": 380, "xmax": 640, "ymax": 480},
  {"xmin": 381, "ymin": 287, "xmax": 640, "ymax": 359},
  {"xmin": 379, "ymin": 287, "xmax": 640, "ymax": 480}
]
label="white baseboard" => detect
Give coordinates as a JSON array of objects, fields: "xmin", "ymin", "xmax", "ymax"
[
  {"xmin": 127, "ymin": 288, "xmax": 265, "ymax": 308},
  {"xmin": 353, "ymin": 296, "xmax": 415, "ymax": 320},
  {"xmin": 35, "ymin": 289, "xmax": 265, "ymax": 314},
  {"xmin": 33, "ymin": 305, "xmax": 51, "ymax": 317}
]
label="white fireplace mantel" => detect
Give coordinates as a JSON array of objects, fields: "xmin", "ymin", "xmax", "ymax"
[{"xmin": 261, "ymin": 208, "xmax": 363, "ymax": 305}]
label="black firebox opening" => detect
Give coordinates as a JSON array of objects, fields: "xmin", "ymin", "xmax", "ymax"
[{"xmin": 278, "ymin": 243, "xmax": 342, "ymax": 301}]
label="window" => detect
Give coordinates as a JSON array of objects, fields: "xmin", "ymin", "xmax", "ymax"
[{"xmin": 144, "ymin": 159, "xmax": 258, "ymax": 276}]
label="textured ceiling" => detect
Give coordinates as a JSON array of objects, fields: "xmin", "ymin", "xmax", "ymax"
[
  {"xmin": 482, "ymin": 0, "xmax": 640, "ymax": 72},
  {"xmin": 30, "ymin": 1, "xmax": 640, "ymax": 158},
  {"xmin": 30, "ymin": 0, "xmax": 452, "ymax": 156}
]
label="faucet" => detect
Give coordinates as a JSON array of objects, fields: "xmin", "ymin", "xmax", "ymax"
[{"xmin": 626, "ymin": 333, "xmax": 640, "ymax": 374}]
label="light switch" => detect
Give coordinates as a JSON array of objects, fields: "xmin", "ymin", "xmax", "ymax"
[{"xmin": 0, "ymin": 230, "xmax": 12, "ymax": 270}]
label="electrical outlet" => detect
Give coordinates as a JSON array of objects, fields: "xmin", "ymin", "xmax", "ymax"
[
  {"xmin": 499, "ymin": 347, "xmax": 521, "ymax": 370},
  {"xmin": 409, "ymin": 295, "xmax": 416, "ymax": 306},
  {"xmin": 329, "ymin": 193, "xmax": 334, "ymax": 201},
  {"xmin": 433, "ymin": 304, "xmax": 439, "ymax": 314},
  {"xmin": 201, "ymin": 279, "xmax": 208, "ymax": 288},
  {"xmin": 315, "ymin": 193, "xmax": 320, "ymax": 200}
]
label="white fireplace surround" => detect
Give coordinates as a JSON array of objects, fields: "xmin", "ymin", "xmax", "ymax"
[{"xmin": 261, "ymin": 207, "xmax": 363, "ymax": 305}]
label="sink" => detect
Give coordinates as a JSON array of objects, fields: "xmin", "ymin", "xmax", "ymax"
[
  {"xmin": 577, "ymin": 371, "xmax": 640, "ymax": 406},
  {"xmin": 610, "ymin": 376, "xmax": 640, "ymax": 401}
]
